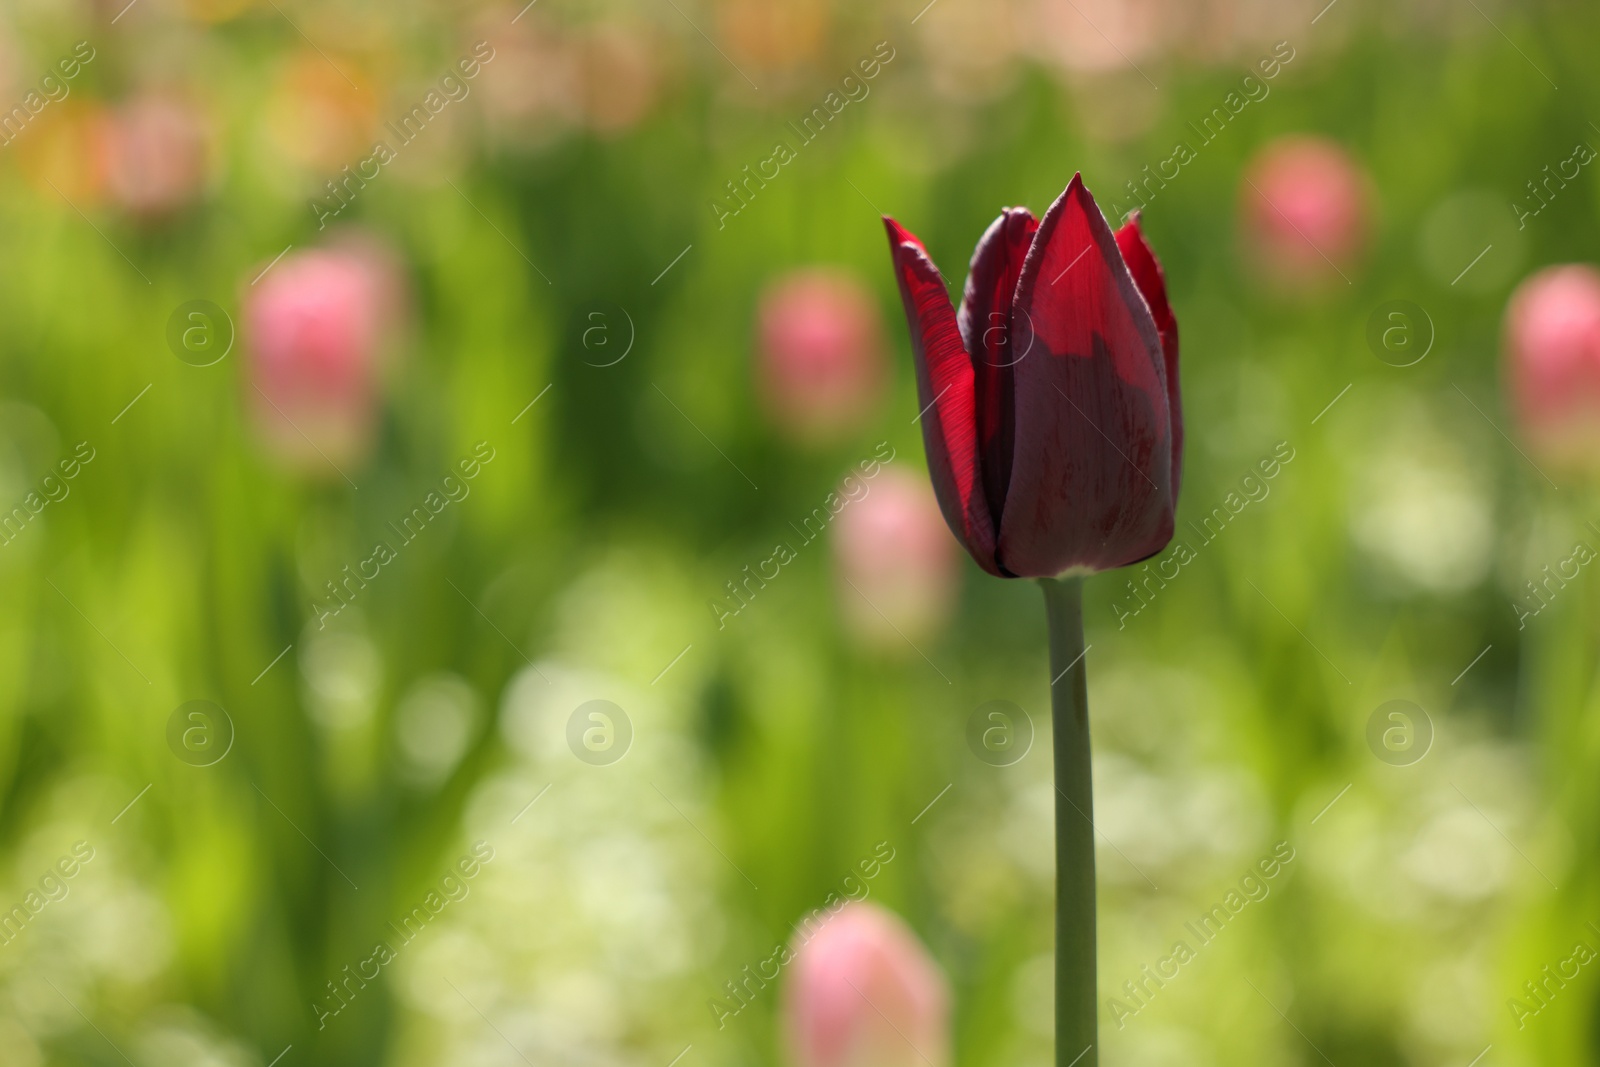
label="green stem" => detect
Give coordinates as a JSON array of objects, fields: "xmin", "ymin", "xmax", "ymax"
[{"xmin": 1041, "ymin": 576, "xmax": 1096, "ymax": 1067}]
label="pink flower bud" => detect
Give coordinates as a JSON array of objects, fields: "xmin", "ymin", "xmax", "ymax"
[
  {"xmin": 832, "ymin": 467, "xmax": 959, "ymax": 649},
  {"xmin": 242, "ymin": 241, "xmax": 401, "ymax": 474},
  {"xmin": 1240, "ymin": 136, "xmax": 1371, "ymax": 290},
  {"xmin": 1504, "ymin": 264, "xmax": 1600, "ymax": 464},
  {"xmin": 101, "ymin": 93, "xmax": 208, "ymax": 218},
  {"xmin": 783, "ymin": 902, "xmax": 949, "ymax": 1067},
  {"xmin": 757, "ymin": 270, "xmax": 888, "ymax": 445}
]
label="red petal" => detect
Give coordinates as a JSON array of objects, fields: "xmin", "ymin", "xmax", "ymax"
[
  {"xmin": 883, "ymin": 217, "xmax": 1000, "ymax": 576},
  {"xmin": 999, "ymin": 175, "xmax": 1174, "ymax": 577},
  {"xmin": 957, "ymin": 208, "xmax": 1038, "ymax": 533},
  {"xmin": 1115, "ymin": 215, "xmax": 1183, "ymax": 502}
]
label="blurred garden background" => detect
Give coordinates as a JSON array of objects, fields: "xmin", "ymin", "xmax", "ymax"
[{"xmin": 0, "ymin": 0, "xmax": 1598, "ymax": 1064}]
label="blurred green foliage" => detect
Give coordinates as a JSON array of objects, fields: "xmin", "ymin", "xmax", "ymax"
[{"xmin": 0, "ymin": 1, "xmax": 1598, "ymax": 1066}]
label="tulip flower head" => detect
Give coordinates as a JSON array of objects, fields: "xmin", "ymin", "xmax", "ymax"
[
  {"xmin": 783, "ymin": 902, "xmax": 950, "ymax": 1067},
  {"xmin": 101, "ymin": 93, "xmax": 209, "ymax": 218},
  {"xmin": 883, "ymin": 175, "xmax": 1180, "ymax": 578},
  {"xmin": 757, "ymin": 270, "xmax": 889, "ymax": 445},
  {"xmin": 1240, "ymin": 135, "xmax": 1370, "ymax": 289},
  {"xmin": 832, "ymin": 466, "xmax": 959, "ymax": 649},
  {"xmin": 243, "ymin": 242, "xmax": 401, "ymax": 474},
  {"xmin": 1505, "ymin": 264, "xmax": 1600, "ymax": 467}
]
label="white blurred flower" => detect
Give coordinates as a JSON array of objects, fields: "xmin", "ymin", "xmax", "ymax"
[
  {"xmin": 1093, "ymin": 756, "xmax": 1271, "ymax": 883},
  {"xmin": 76, "ymin": 882, "xmax": 172, "ymax": 983},
  {"xmin": 301, "ymin": 627, "xmax": 382, "ymax": 730},
  {"xmin": 1406, "ymin": 956, "xmax": 1492, "ymax": 1052},
  {"xmin": 396, "ymin": 673, "xmax": 479, "ymax": 786},
  {"xmin": 1350, "ymin": 423, "xmax": 1494, "ymax": 595},
  {"xmin": 134, "ymin": 1008, "xmax": 255, "ymax": 1067},
  {"xmin": 389, "ymin": 554, "xmax": 726, "ymax": 1067},
  {"xmin": 1401, "ymin": 806, "xmax": 1511, "ymax": 901}
]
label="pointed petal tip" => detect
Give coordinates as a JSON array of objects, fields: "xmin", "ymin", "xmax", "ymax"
[{"xmin": 1037, "ymin": 172, "xmax": 1108, "ymax": 230}]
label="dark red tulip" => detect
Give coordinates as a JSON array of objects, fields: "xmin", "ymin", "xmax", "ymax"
[{"xmin": 883, "ymin": 175, "xmax": 1181, "ymax": 578}]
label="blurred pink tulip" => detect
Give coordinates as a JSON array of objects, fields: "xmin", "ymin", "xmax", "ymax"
[
  {"xmin": 1030, "ymin": 0, "xmax": 1163, "ymax": 75},
  {"xmin": 1505, "ymin": 264, "xmax": 1600, "ymax": 465},
  {"xmin": 783, "ymin": 902, "xmax": 949, "ymax": 1067},
  {"xmin": 832, "ymin": 466, "xmax": 958, "ymax": 650},
  {"xmin": 757, "ymin": 270, "xmax": 888, "ymax": 444},
  {"xmin": 1240, "ymin": 136, "xmax": 1370, "ymax": 289},
  {"xmin": 243, "ymin": 241, "xmax": 401, "ymax": 474},
  {"xmin": 102, "ymin": 93, "xmax": 208, "ymax": 217}
]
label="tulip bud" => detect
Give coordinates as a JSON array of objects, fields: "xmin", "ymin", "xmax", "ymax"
[
  {"xmin": 757, "ymin": 270, "xmax": 888, "ymax": 445},
  {"xmin": 573, "ymin": 23, "xmax": 660, "ymax": 135},
  {"xmin": 832, "ymin": 467, "xmax": 958, "ymax": 650},
  {"xmin": 783, "ymin": 902, "xmax": 949, "ymax": 1067},
  {"xmin": 101, "ymin": 93, "xmax": 208, "ymax": 218},
  {"xmin": 242, "ymin": 241, "xmax": 402, "ymax": 474},
  {"xmin": 1240, "ymin": 135, "xmax": 1370, "ymax": 290},
  {"xmin": 883, "ymin": 176, "xmax": 1180, "ymax": 577},
  {"xmin": 1504, "ymin": 264, "xmax": 1600, "ymax": 467}
]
